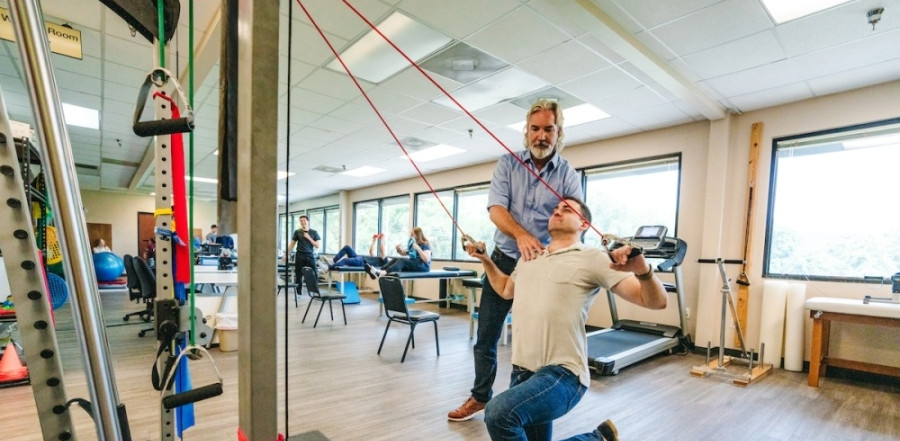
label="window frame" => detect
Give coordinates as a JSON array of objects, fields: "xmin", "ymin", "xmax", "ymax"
[{"xmin": 762, "ymin": 117, "xmax": 900, "ymax": 283}]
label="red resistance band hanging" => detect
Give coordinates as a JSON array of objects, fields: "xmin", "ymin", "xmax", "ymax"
[{"xmin": 152, "ymin": 91, "xmax": 191, "ymax": 284}]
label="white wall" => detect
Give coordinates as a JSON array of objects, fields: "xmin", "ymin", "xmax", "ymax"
[{"xmin": 80, "ymin": 190, "xmax": 217, "ymax": 257}]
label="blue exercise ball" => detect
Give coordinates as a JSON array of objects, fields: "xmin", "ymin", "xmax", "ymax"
[{"xmin": 93, "ymin": 251, "xmax": 124, "ymax": 282}]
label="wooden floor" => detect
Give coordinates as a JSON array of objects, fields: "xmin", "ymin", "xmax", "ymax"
[{"xmin": 2, "ymin": 287, "xmax": 898, "ymax": 441}]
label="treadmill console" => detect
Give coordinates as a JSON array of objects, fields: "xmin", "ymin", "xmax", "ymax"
[{"xmin": 630, "ymin": 225, "xmax": 668, "ymax": 250}]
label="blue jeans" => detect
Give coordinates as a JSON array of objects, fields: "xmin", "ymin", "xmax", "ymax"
[
  {"xmin": 332, "ymin": 246, "xmax": 385, "ymax": 268},
  {"xmin": 485, "ymin": 365, "xmax": 601, "ymax": 441},
  {"xmin": 333, "ymin": 245, "xmax": 358, "ymax": 262},
  {"xmin": 472, "ymin": 248, "xmax": 517, "ymax": 403}
]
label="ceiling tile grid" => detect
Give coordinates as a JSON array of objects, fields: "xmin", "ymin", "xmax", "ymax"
[{"xmin": 0, "ymin": 0, "xmax": 898, "ymax": 202}]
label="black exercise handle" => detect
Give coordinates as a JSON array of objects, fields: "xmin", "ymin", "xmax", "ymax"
[
  {"xmin": 161, "ymin": 383, "xmax": 224, "ymax": 409},
  {"xmin": 133, "ymin": 116, "xmax": 195, "ymax": 137},
  {"xmin": 697, "ymin": 258, "xmax": 744, "ymax": 264}
]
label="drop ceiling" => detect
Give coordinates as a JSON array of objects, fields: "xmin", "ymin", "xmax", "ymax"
[{"xmin": 1, "ymin": 0, "xmax": 898, "ymax": 203}]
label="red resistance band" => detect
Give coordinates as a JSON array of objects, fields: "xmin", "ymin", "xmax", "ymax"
[{"xmin": 152, "ymin": 91, "xmax": 191, "ymax": 284}]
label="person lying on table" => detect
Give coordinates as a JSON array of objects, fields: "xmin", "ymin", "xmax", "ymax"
[
  {"xmin": 364, "ymin": 227, "xmax": 431, "ymax": 279},
  {"xmin": 330, "ymin": 233, "xmax": 389, "ymax": 269}
]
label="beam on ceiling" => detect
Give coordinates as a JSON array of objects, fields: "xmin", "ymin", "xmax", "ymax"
[{"xmin": 556, "ymin": 0, "xmax": 727, "ymax": 120}]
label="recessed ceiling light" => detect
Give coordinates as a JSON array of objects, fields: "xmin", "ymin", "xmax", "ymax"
[
  {"xmin": 340, "ymin": 166, "xmax": 386, "ymax": 177},
  {"xmin": 185, "ymin": 176, "xmax": 218, "ymax": 184},
  {"xmin": 62, "ymin": 102, "xmax": 99, "ymax": 129},
  {"xmin": 506, "ymin": 103, "xmax": 609, "ymax": 132},
  {"xmin": 325, "ymin": 12, "xmax": 452, "ymax": 84},
  {"xmin": 277, "ymin": 170, "xmax": 296, "ymax": 180},
  {"xmin": 399, "ymin": 144, "xmax": 465, "ymax": 163},
  {"xmin": 565, "ymin": 103, "xmax": 610, "ymax": 127},
  {"xmin": 761, "ymin": 0, "xmax": 852, "ymax": 24}
]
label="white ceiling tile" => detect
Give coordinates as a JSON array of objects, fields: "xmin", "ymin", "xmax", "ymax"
[
  {"xmin": 701, "ymin": 59, "xmax": 803, "ymax": 97},
  {"xmin": 615, "ymin": 102, "xmax": 694, "ymax": 130},
  {"xmin": 649, "ymin": 0, "xmax": 772, "ymax": 56},
  {"xmin": 807, "ymin": 58, "xmax": 900, "ymax": 96},
  {"xmin": 728, "ymin": 82, "xmax": 813, "ymax": 112},
  {"xmin": 773, "ymin": 3, "xmax": 896, "ymax": 57},
  {"xmin": 103, "ymin": 36, "xmax": 154, "ymax": 74},
  {"xmin": 466, "ymin": 7, "xmax": 570, "ymax": 64},
  {"xmin": 398, "ymin": 101, "xmax": 463, "ymax": 126},
  {"xmin": 516, "ymin": 40, "xmax": 613, "ymax": 86},
  {"xmin": 289, "ymin": 88, "xmax": 346, "ymax": 114},
  {"xmin": 793, "ymin": 28, "xmax": 900, "ymax": 79},
  {"xmin": 560, "ymin": 67, "xmax": 642, "ymax": 102},
  {"xmin": 0, "ymin": 0, "xmax": 896, "ymax": 202},
  {"xmin": 612, "ymin": 0, "xmax": 722, "ymax": 29},
  {"xmin": 680, "ymin": 30, "xmax": 785, "ymax": 80},
  {"xmin": 398, "ymin": 0, "xmax": 521, "ymax": 39},
  {"xmin": 595, "ymin": 86, "xmax": 669, "ymax": 115}
]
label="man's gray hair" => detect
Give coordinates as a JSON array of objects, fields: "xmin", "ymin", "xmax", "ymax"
[{"xmin": 523, "ymin": 98, "xmax": 566, "ymax": 152}]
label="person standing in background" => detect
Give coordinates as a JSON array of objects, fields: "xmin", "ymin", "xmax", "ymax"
[{"xmin": 284, "ymin": 215, "xmax": 320, "ymax": 295}]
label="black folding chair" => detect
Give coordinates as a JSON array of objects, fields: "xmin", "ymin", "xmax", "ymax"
[
  {"xmin": 301, "ymin": 266, "xmax": 347, "ymax": 328},
  {"xmin": 377, "ymin": 276, "xmax": 440, "ymax": 362}
]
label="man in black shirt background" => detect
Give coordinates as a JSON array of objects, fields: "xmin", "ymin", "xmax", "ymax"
[{"xmin": 284, "ymin": 215, "xmax": 320, "ymax": 295}]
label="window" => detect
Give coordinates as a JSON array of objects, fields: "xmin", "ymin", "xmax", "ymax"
[
  {"xmin": 381, "ymin": 196, "xmax": 410, "ymax": 254},
  {"xmin": 307, "ymin": 209, "xmax": 325, "ymax": 252},
  {"xmin": 415, "ymin": 190, "xmax": 454, "ymax": 259},
  {"xmin": 765, "ymin": 118, "xmax": 900, "ymax": 281},
  {"xmin": 583, "ymin": 155, "xmax": 681, "ymax": 249},
  {"xmin": 453, "ymin": 185, "xmax": 495, "ymax": 260},
  {"xmin": 324, "ymin": 206, "xmax": 340, "ymax": 254},
  {"xmin": 354, "ymin": 201, "xmax": 379, "ymax": 252},
  {"xmin": 306, "ymin": 206, "xmax": 340, "ymax": 254},
  {"xmin": 353, "ymin": 196, "xmax": 410, "ymax": 257}
]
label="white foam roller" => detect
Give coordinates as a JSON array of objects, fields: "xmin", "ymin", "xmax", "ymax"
[
  {"xmin": 759, "ymin": 280, "xmax": 788, "ymax": 368},
  {"xmin": 783, "ymin": 283, "xmax": 807, "ymax": 372}
]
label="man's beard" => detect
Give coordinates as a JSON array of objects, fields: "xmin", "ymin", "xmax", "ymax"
[{"xmin": 529, "ymin": 141, "xmax": 554, "ymax": 160}]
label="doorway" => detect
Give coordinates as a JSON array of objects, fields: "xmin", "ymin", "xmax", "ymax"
[{"xmin": 137, "ymin": 212, "xmax": 155, "ymax": 259}]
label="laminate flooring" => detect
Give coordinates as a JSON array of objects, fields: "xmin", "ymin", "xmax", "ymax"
[{"xmin": 1, "ymin": 288, "xmax": 897, "ymax": 441}]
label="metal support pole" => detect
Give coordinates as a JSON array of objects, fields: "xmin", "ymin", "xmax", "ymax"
[{"xmin": 8, "ymin": 0, "xmax": 123, "ymax": 439}]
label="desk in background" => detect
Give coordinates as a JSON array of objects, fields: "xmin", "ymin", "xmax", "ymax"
[{"xmin": 805, "ymin": 297, "xmax": 900, "ymax": 387}]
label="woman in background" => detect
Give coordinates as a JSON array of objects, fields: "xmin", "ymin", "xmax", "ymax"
[
  {"xmin": 364, "ymin": 227, "xmax": 431, "ymax": 278},
  {"xmin": 92, "ymin": 238, "xmax": 111, "ymax": 253}
]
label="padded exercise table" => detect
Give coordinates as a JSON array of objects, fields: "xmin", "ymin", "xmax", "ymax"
[
  {"xmin": 804, "ymin": 296, "xmax": 900, "ymax": 387},
  {"xmin": 374, "ymin": 268, "xmax": 477, "ymax": 316}
]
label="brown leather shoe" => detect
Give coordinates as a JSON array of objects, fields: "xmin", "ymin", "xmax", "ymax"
[
  {"xmin": 447, "ymin": 397, "xmax": 485, "ymax": 422},
  {"xmin": 598, "ymin": 419, "xmax": 619, "ymax": 441}
]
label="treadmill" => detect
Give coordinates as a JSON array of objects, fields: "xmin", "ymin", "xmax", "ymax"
[{"xmin": 587, "ymin": 234, "xmax": 691, "ymax": 375}]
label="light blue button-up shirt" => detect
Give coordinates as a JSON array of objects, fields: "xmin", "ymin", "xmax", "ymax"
[{"xmin": 488, "ymin": 149, "xmax": 583, "ymax": 260}]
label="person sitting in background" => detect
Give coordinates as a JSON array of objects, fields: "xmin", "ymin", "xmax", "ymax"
[
  {"xmin": 92, "ymin": 238, "xmax": 111, "ymax": 254},
  {"xmin": 206, "ymin": 224, "xmax": 218, "ymax": 244},
  {"xmin": 143, "ymin": 237, "xmax": 156, "ymax": 265},
  {"xmin": 330, "ymin": 234, "xmax": 388, "ymax": 269},
  {"xmin": 364, "ymin": 227, "xmax": 431, "ymax": 278}
]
